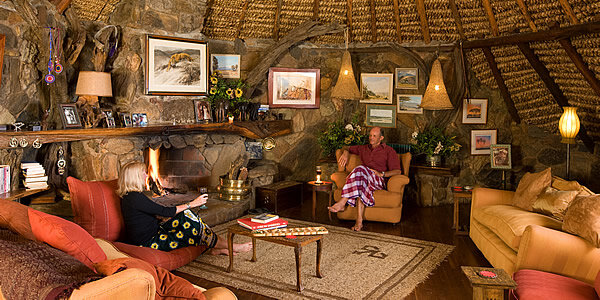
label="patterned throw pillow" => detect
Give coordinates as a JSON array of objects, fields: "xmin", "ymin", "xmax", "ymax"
[
  {"xmin": 513, "ymin": 168, "xmax": 552, "ymax": 211},
  {"xmin": 563, "ymin": 194, "xmax": 600, "ymax": 248},
  {"xmin": 532, "ymin": 186, "xmax": 579, "ymax": 221}
]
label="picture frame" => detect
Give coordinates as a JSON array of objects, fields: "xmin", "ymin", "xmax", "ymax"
[
  {"xmin": 120, "ymin": 113, "xmax": 132, "ymax": 127},
  {"xmin": 471, "ymin": 129, "xmax": 497, "ymax": 155},
  {"xmin": 462, "ymin": 98, "xmax": 488, "ymax": 124},
  {"xmin": 268, "ymin": 67, "xmax": 320, "ymax": 108},
  {"xmin": 145, "ymin": 34, "xmax": 208, "ymax": 96},
  {"xmin": 397, "ymin": 94, "xmax": 423, "ymax": 114},
  {"xmin": 395, "ymin": 68, "xmax": 418, "ymax": 89},
  {"xmin": 102, "ymin": 109, "xmax": 115, "ymax": 128},
  {"xmin": 194, "ymin": 99, "xmax": 212, "ymax": 123},
  {"xmin": 132, "ymin": 113, "xmax": 148, "ymax": 127},
  {"xmin": 360, "ymin": 73, "xmax": 394, "ymax": 104},
  {"xmin": 59, "ymin": 103, "xmax": 82, "ymax": 128},
  {"xmin": 245, "ymin": 141, "xmax": 263, "ymax": 159},
  {"xmin": 211, "ymin": 54, "xmax": 240, "ymax": 78},
  {"xmin": 365, "ymin": 104, "xmax": 396, "ymax": 128},
  {"xmin": 490, "ymin": 144, "xmax": 512, "ymax": 169}
]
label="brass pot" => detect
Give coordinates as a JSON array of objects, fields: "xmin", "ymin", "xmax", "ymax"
[{"xmin": 217, "ymin": 177, "xmax": 250, "ymax": 201}]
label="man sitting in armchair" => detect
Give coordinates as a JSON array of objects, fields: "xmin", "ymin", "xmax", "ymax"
[{"xmin": 328, "ymin": 126, "xmax": 402, "ymax": 231}]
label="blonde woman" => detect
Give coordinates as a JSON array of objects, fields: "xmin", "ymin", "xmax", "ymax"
[{"xmin": 117, "ymin": 161, "xmax": 252, "ymax": 255}]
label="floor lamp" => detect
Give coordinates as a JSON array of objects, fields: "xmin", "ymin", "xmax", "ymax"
[{"xmin": 558, "ymin": 107, "xmax": 580, "ymax": 179}]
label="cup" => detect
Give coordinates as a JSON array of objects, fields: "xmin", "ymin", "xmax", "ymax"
[{"xmin": 198, "ymin": 187, "xmax": 208, "ymax": 209}]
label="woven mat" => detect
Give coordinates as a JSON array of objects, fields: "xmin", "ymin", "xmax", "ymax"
[{"xmin": 177, "ymin": 218, "xmax": 454, "ymax": 299}]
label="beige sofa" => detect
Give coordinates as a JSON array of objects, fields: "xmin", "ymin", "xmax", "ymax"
[{"xmin": 469, "ymin": 183, "xmax": 600, "ymax": 285}]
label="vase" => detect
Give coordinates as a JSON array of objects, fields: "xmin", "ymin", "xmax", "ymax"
[{"xmin": 425, "ymin": 155, "xmax": 442, "ymax": 167}]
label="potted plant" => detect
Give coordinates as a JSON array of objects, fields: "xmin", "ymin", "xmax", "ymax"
[
  {"xmin": 207, "ymin": 71, "xmax": 249, "ymax": 122},
  {"xmin": 411, "ymin": 127, "xmax": 461, "ymax": 166},
  {"xmin": 317, "ymin": 113, "xmax": 368, "ymax": 158}
]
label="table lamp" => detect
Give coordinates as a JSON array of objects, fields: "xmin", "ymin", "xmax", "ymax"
[
  {"xmin": 315, "ymin": 166, "xmax": 322, "ymax": 184},
  {"xmin": 558, "ymin": 106, "xmax": 580, "ymax": 179},
  {"xmin": 75, "ymin": 71, "xmax": 112, "ymax": 128}
]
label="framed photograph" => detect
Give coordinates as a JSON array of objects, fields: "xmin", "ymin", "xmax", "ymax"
[
  {"xmin": 471, "ymin": 129, "xmax": 497, "ymax": 155},
  {"xmin": 194, "ymin": 99, "xmax": 212, "ymax": 123},
  {"xmin": 397, "ymin": 94, "xmax": 423, "ymax": 114},
  {"xmin": 360, "ymin": 73, "xmax": 394, "ymax": 104},
  {"xmin": 211, "ymin": 54, "xmax": 240, "ymax": 78},
  {"xmin": 132, "ymin": 113, "xmax": 148, "ymax": 127},
  {"xmin": 490, "ymin": 144, "xmax": 512, "ymax": 169},
  {"xmin": 101, "ymin": 109, "xmax": 114, "ymax": 120},
  {"xmin": 145, "ymin": 34, "xmax": 208, "ymax": 96},
  {"xmin": 268, "ymin": 67, "xmax": 320, "ymax": 108},
  {"xmin": 120, "ymin": 113, "xmax": 132, "ymax": 127},
  {"xmin": 59, "ymin": 103, "xmax": 82, "ymax": 128},
  {"xmin": 462, "ymin": 98, "xmax": 488, "ymax": 124},
  {"xmin": 245, "ymin": 141, "xmax": 263, "ymax": 159},
  {"xmin": 395, "ymin": 68, "xmax": 418, "ymax": 89},
  {"xmin": 365, "ymin": 104, "xmax": 396, "ymax": 128}
]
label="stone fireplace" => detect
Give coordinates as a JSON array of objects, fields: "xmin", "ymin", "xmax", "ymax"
[{"xmin": 146, "ymin": 146, "xmax": 211, "ymax": 193}]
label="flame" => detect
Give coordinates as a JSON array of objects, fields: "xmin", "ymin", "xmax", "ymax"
[{"xmin": 147, "ymin": 148, "xmax": 161, "ymax": 190}]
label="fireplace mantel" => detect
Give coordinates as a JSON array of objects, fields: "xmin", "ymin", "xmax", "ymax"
[{"xmin": 0, "ymin": 120, "xmax": 292, "ymax": 149}]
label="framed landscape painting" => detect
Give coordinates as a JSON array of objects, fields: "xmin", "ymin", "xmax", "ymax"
[
  {"xmin": 360, "ymin": 73, "xmax": 393, "ymax": 104},
  {"xmin": 490, "ymin": 144, "xmax": 512, "ymax": 169},
  {"xmin": 462, "ymin": 98, "xmax": 488, "ymax": 124},
  {"xmin": 397, "ymin": 94, "xmax": 423, "ymax": 114},
  {"xmin": 471, "ymin": 129, "xmax": 497, "ymax": 155},
  {"xmin": 268, "ymin": 67, "xmax": 320, "ymax": 108},
  {"xmin": 145, "ymin": 35, "xmax": 208, "ymax": 96},
  {"xmin": 366, "ymin": 104, "xmax": 396, "ymax": 128},
  {"xmin": 395, "ymin": 68, "xmax": 418, "ymax": 89},
  {"xmin": 211, "ymin": 54, "xmax": 240, "ymax": 78}
]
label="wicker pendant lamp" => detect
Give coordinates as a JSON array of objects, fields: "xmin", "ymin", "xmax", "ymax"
[
  {"xmin": 421, "ymin": 58, "xmax": 453, "ymax": 110},
  {"xmin": 331, "ymin": 29, "xmax": 361, "ymax": 100}
]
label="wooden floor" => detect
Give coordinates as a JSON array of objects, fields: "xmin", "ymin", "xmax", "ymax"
[{"xmin": 174, "ymin": 192, "xmax": 492, "ymax": 299}]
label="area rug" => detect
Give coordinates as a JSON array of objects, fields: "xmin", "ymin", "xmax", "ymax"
[{"xmin": 177, "ymin": 218, "xmax": 454, "ymax": 299}]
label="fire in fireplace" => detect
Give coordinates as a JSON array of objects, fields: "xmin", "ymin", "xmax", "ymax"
[{"xmin": 145, "ymin": 146, "xmax": 211, "ymax": 194}]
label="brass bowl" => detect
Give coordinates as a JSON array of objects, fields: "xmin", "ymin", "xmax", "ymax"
[{"xmin": 217, "ymin": 177, "xmax": 250, "ymax": 201}]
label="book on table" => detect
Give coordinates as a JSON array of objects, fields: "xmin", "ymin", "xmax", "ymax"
[
  {"xmin": 250, "ymin": 213, "xmax": 279, "ymax": 223},
  {"xmin": 237, "ymin": 217, "xmax": 288, "ymax": 230},
  {"xmin": 23, "ymin": 176, "xmax": 48, "ymax": 183}
]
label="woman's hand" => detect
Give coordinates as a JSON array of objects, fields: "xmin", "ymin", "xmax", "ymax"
[{"xmin": 189, "ymin": 194, "xmax": 208, "ymax": 208}]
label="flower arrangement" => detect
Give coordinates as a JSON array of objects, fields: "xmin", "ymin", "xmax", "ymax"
[
  {"xmin": 206, "ymin": 71, "xmax": 249, "ymax": 116},
  {"xmin": 318, "ymin": 114, "xmax": 368, "ymax": 156},
  {"xmin": 411, "ymin": 127, "xmax": 461, "ymax": 157}
]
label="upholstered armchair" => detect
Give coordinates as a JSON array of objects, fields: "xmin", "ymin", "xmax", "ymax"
[{"xmin": 330, "ymin": 149, "xmax": 411, "ymax": 223}]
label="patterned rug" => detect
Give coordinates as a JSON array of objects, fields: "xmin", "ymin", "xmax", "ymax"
[{"xmin": 177, "ymin": 218, "xmax": 454, "ymax": 299}]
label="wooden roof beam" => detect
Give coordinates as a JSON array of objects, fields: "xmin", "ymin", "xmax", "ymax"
[
  {"xmin": 559, "ymin": 38, "xmax": 600, "ymax": 99},
  {"xmin": 370, "ymin": 0, "xmax": 377, "ymax": 43},
  {"xmin": 449, "ymin": 0, "xmax": 466, "ymax": 40},
  {"xmin": 235, "ymin": 0, "xmax": 250, "ymax": 39},
  {"xmin": 347, "ymin": 0, "xmax": 353, "ymax": 42},
  {"xmin": 415, "ymin": 0, "xmax": 431, "ymax": 43},
  {"xmin": 482, "ymin": 0, "xmax": 499, "ymax": 36},
  {"xmin": 482, "ymin": 47, "xmax": 521, "ymax": 124},
  {"xmin": 313, "ymin": 0, "xmax": 319, "ymax": 20},
  {"xmin": 273, "ymin": 0, "xmax": 282, "ymax": 40},
  {"xmin": 392, "ymin": 0, "xmax": 402, "ymax": 42},
  {"xmin": 463, "ymin": 21, "xmax": 600, "ymax": 49},
  {"xmin": 517, "ymin": 42, "xmax": 594, "ymax": 152},
  {"xmin": 559, "ymin": 0, "xmax": 579, "ymax": 24},
  {"xmin": 515, "ymin": 0, "xmax": 537, "ymax": 32}
]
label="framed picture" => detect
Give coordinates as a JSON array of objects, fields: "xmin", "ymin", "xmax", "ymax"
[
  {"xmin": 194, "ymin": 99, "xmax": 212, "ymax": 123},
  {"xmin": 102, "ymin": 109, "xmax": 115, "ymax": 128},
  {"xmin": 245, "ymin": 141, "xmax": 263, "ymax": 159},
  {"xmin": 462, "ymin": 98, "xmax": 488, "ymax": 124},
  {"xmin": 360, "ymin": 73, "xmax": 394, "ymax": 104},
  {"xmin": 471, "ymin": 129, "xmax": 497, "ymax": 155},
  {"xmin": 365, "ymin": 104, "xmax": 396, "ymax": 128},
  {"xmin": 59, "ymin": 103, "xmax": 82, "ymax": 128},
  {"xmin": 145, "ymin": 34, "xmax": 208, "ymax": 96},
  {"xmin": 132, "ymin": 113, "xmax": 148, "ymax": 127},
  {"xmin": 268, "ymin": 67, "xmax": 320, "ymax": 108},
  {"xmin": 395, "ymin": 68, "xmax": 418, "ymax": 89},
  {"xmin": 397, "ymin": 94, "xmax": 423, "ymax": 114},
  {"xmin": 490, "ymin": 144, "xmax": 512, "ymax": 169},
  {"xmin": 211, "ymin": 54, "xmax": 240, "ymax": 78},
  {"xmin": 120, "ymin": 113, "xmax": 132, "ymax": 127}
]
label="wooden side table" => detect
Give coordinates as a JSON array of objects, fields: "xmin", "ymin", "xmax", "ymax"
[
  {"xmin": 461, "ymin": 266, "xmax": 516, "ymax": 300},
  {"xmin": 452, "ymin": 191, "xmax": 471, "ymax": 235},
  {"xmin": 307, "ymin": 181, "xmax": 333, "ymax": 221}
]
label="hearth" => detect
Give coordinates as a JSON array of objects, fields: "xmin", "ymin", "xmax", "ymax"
[{"xmin": 145, "ymin": 146, "xmax": 211, "ymax": 194}]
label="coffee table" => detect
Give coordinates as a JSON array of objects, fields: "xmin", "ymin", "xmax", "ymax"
[{"xmin": 226, "ymin": 225, "xmax": 324, "ymax": 292}]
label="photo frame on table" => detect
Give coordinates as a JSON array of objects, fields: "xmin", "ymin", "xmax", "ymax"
[
  {"xmin": 397, "ymin": 94, "xmax": 423, "ymax": 114},
  {"xmin": 268, "ymin": 67, "xmax": 320, "ymax": 108},
  {"xmin": 145, "ymin": 34, "xmax": 208, "ymax": 96},
  {"xmin": 365, "ymin": 104, "xmax": 396, "ymax": 128},
  {"xmin": 211, "ymin": 54, "xmax": 240, "ymax": 78},
  {"xmin": 490, "ymin": 144, "xmax": 512, "ymax": 169},
  {"xmin": 462, "ymin": 98, "xmax": 488, "ymax": 124},
  {"xmin": 360, "ymin": 73, "xmax": 394, "ymax": 104},
  {"xmin": 59, "ymin": 103, "xmax": 82, "ymax": 129},
  {"xmin": 132, "ymin": 113, "xmax": 148, "ymax": 127},
  {"xmin": 471, "ymin": 129, "xmax": 497, "ymax": 155},
  {"xmin": 194, "ymin": 99, "xmax": 212, "ymax": 123},
  {"xmin": 395, "ymin": 68, "xmax": 418, "ymax": 89},
  {"xmin": 120, "ymin": 113, "xmax": 132, "ymax": 127}
]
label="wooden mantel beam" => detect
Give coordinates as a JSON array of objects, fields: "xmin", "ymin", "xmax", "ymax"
[
  {"xmin": 517, "ymin": 42, "xmax": 595, "ymax": 152},
  {"xmin": 482, "ymin": 47, "xmax": 521, "ymax": 124},
  {"xmin": 463, "ymin": 21, "xmax": 600, "ymax": 49},
  {"xmin": 415, "ymin": 0, "xmax": 431, "ymax": 43},
  {"xmin": 558, "ymin": 38, "xmax": 600, "ymax": 99}
]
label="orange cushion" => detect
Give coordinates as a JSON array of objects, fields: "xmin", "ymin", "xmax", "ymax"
[
  {"xmin": 563, "ymin": 195, "xmax": 600, "ymax": 248},
  {"xmin": 513, "ymin": 168, "xmax": 552, "ymax": 211},
  {"xmin": 0, "ymin": 199, "xmax": 36, "ymax": 240},
  {"xmin": 513, "ymin": 269, "xmax": 598, "ymax": 300},
  {"xmin": 113, "ymin": 241, "xmax": 207, "ymax": 271},
  {"xmin": 94, "ymin": 257, "xmax": 206, "ymax": 300},
  {"xmin": 67, "ymin": 177, "xmax": 124, "ymax": 241},
  {"xmin": 28, "ymin": 208, "xmax": 107, "ymax": 269}
]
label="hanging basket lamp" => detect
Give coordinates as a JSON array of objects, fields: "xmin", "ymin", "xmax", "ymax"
[
  {"xmin": 421, "ymin": 58, "xmax": 453, "ymax": 110},
  {"xmin": 331, "ymin": 50, "xmax": 361, "ymax": 100}
]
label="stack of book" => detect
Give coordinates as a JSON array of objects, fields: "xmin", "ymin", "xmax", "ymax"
[
  {"xmin": 21, "ymin": 162, "xmax": 48, "ymax": 190},
  {"xmin": 237, "ymin": 213, "xmax": 288, "ymax": 231},
  {"xmin": 0, "ymin": 165, "xmax": 10, "ymax": 194}
]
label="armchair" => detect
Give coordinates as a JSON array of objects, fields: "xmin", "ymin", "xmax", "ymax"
[{"xmin": 330, "ymin": 149, "xmax": 411, "ymax": 223}]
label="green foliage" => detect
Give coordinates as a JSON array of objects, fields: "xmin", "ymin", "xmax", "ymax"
[
  {"xmin": 411, "ymin": 127, "xmax": 461, "ymax": 157},
  {"xmin": 206, "ymin": 72, "xmax": 249, "ymax": 114},
  {"xmin": 318, "ymin": 114, "xmax": 368, "ymax": 156}
]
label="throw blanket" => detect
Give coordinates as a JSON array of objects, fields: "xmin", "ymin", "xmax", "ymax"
[
  {"xmin": 341, "ymin": 165, "xmax": 385, "ymax": 207},
  {"xmin": 0, "ymin": 229, "xmax": 101, "ymax": 300}
]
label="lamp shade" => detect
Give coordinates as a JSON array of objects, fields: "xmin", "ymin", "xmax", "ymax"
[
  {"xmin": 331, "ymin": 50, "xmax": 361, "ymax": 100},
  {"xmin": 559, "ymin": 106, "xmax": 580, "ymax": 144},
  {"xmin": 420, "ymin": 58, "xmax": 453, "ymax": 110},
  {"xmin": 75, "ymin": 71, "xmax": 112, "ymax": 97}
]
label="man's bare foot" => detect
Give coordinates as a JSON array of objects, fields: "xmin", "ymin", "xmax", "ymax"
[
  {"xmin": 233, "ymin": 242, "xmax": 252, "ymax": 253},
  {"xmin": 327, "ymin": 201, "xmax": 346, "ymax": 213},
  {"xmin": 351, "ymin": 223, "xmax": 363, "ymax": 231}
]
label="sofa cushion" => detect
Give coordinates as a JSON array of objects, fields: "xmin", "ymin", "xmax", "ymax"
[
  {"xmin": 94, "ymin": 257, "xmax": 206, "ymax": 300},
  {"xmin": 472, "ymin": 205, "xmax": 563, "ymax": 251},
  {"xmin": 563, "ymin": 194, "xmax": 600, "ymax": 248},
  {"xmin": 67, "ymin": 177, "xmax": 125, "ymax": 241},
  {"xmin": 513, "ymin": 269, "xmax": 598, "ymax": 300},
  {"xmin": 113, "ymin": 241, "xmax": 207, "ymax": 271},
  {"xmin": 513, "ymin": 168, "xmax": 552, "ymax": 211},
  {"xmin": 532, "ymin": 186, "xmax": 579, "ymax": 221},
  {"xmin": 0, "ymin": 199, "xmax": 35, "ymax": 240},
  {"xmin": 552, "ymin": 176, "xmax": 593, "ymax": 196},
  {"xmin": 29, "ymin": 208, "xmax": 107, "ymax": 269}
]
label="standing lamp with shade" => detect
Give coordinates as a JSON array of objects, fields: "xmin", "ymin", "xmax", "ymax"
[
  {"xmin": 75, "ymin": 71, "xmax": 112, "ymax": 128},
  {"xmin": 558, "ymin": 106, "xmax": 580, "ymax": 179},
  {"xmin": 420, "ymin": 58, "xmax": 453, "ymax": 110}
]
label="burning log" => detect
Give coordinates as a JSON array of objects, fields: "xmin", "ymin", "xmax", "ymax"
[{"xmin": 147, "ymin": 173, "xmax": 167, "ymax": 197}]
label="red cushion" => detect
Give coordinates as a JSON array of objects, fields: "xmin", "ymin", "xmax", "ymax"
[
  {"xmin": 513, "ymin": 269, "xmax": 599, "ymax": 300},
  {"xmin": 94, "ymin": 257, "xmax": 206, "ymax": 300},
  {"xmin": 67, "ymin": 177, "xmax": 124, "ymax": 241},
  {"xmin": 113, "ymin": 241, "xmax": 206, "ymax": 271},
  {"xmin": 28, "ymin": 208, "xmax": 107, "ymax": 269}
]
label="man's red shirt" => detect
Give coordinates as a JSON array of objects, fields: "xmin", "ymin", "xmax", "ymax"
[{"xmin": 348, "ymin": 143, "xmax": 401, "ymax": 173}]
